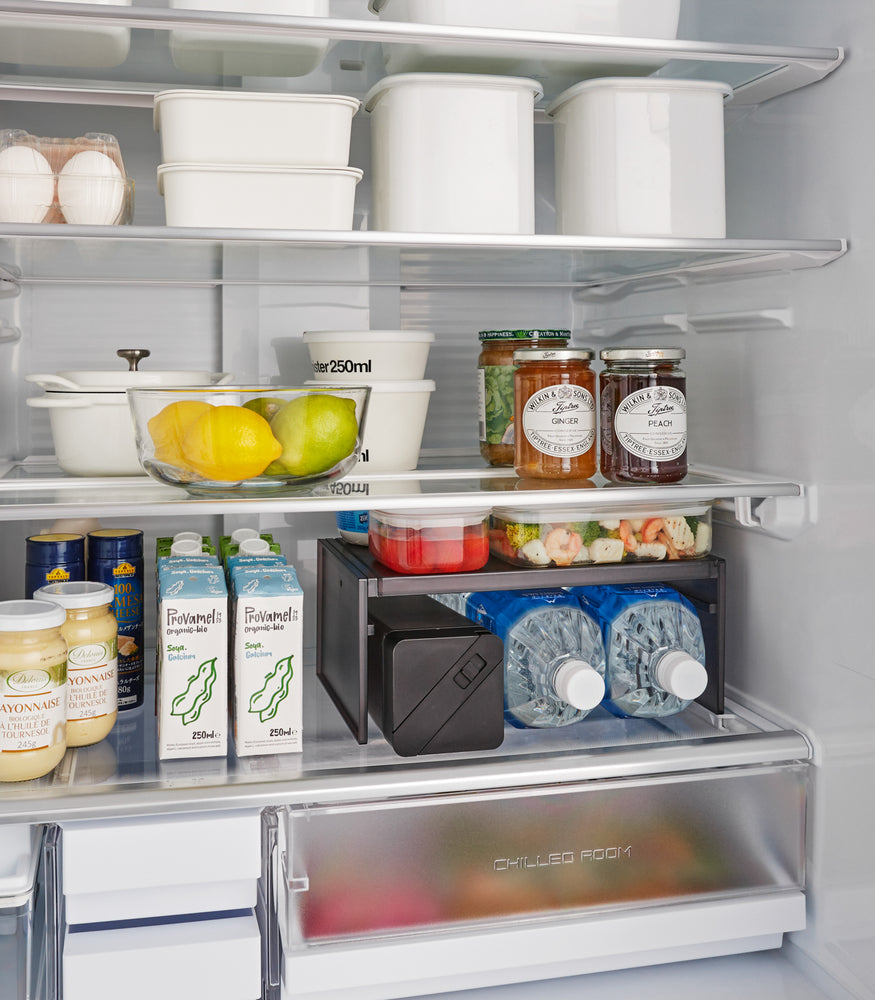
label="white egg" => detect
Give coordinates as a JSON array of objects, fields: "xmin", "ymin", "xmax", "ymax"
[
  {"xmin": 0, "ymin": 144, "xmax": 55, "ymax": 224},
  {"xmin": 58, "ymin": 149, "xmax": 125, "ymax": 225}
]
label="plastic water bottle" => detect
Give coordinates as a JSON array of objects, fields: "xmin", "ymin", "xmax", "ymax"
[
  {"xmin": 427, "ymin": 592, "xmax": 471, "ymax": 615},
  {"xmin": 571, "ymin": 583, "xmax": 708, "ymax": 719},
  {"xmin": 464, "ymin": 589, "xmax": 606, "ymax": 729}
]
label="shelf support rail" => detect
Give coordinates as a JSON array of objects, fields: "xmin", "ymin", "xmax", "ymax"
[{"xmin": 717, "ymin": 489, "xmax": 814, "ymax": 540}]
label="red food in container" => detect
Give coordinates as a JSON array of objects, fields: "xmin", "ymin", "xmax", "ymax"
[{"xmin": 368, "ymin": 508, "xmax": 491, "ymax": 575}]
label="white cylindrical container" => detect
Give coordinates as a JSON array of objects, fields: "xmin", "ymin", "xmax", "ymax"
[
  {"xmin": 547, "ymin": 78, "xmax": 732, "ymax": 238},
  {"xmin": 158, "ymin": 164, "xmax": 363, "ymax": 230},
  {"xmin": 306, "ymin": 379, "xmax": 435, "ymax": 472},
  {"xmin": 365, "ymin": 74, "xmax": 542, "ymax": 234},
  {"xmin": 154, "ymin": 91, "xmax": 360, "ymax": 168},
  {"xmin": 303, "ymin": 330, "xmax": 435, "ymax": 381}
]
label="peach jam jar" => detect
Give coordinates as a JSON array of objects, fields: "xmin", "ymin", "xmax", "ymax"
[
  {"xmin": 0, "ymin": 600, "xmax": 68, "ymax": 782},
  {"xmin": 599, "ymin": 347, "xmax": 687, "ymax": 484},
  {"xmin": 477, "ymin": 329, "xmax": 570, "ymax": 466},
  {"xmin": 513, "ymin": 347, "xmax": 597, "ymax": 480}
]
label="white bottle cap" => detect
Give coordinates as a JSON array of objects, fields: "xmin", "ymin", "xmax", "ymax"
[
  {"xmin": 169, "ymin": 539, "xmax": 206, "ymax": 557},
  {"xmin": 653, "ymin": 650, "xmax": 708, "ymax": 701},
  {"xmin": 238, "ymin": 537, "xmax": 271, "ymax": 555},
  {"xmin": 553, "ymin": 658, "xmax": 605, "ymax": 711},
  {"xmin": 172, "ymin": 531, "xmax": 202, "ymax": 544},
  {"xmin": 231, "ymin": 528, "xmax": 259, "ymax": 544}
]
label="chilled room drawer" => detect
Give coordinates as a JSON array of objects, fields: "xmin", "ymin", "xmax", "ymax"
[{"xmin": 278, "ymin": 763, "xmax": 806, "ymax": 947}]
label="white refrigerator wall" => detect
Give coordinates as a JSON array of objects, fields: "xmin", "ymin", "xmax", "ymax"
[{"xmin": 1, "ymin": 1, "xmax": 873, "ymax": 997}]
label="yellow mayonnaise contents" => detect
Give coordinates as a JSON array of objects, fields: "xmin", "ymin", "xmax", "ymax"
[{"xmin": 0, "ymin": 601, "xmax": 68, "ymax": 782}]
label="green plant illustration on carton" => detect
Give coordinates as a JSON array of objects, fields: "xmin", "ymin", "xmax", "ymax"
[
  {"xmin": 249, "ymin": 655, "xmax": 294, "ymax": 723},
  {"xmin": 171, "ymin": 657, "xmax": 218, "ymax": 725}
]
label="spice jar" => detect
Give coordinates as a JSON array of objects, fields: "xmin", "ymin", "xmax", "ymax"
[
  {"xmin": 513, "ymin": 347, "xmax": 597, "ymax": 480},
  {"xmin": 0, "ymin": 600, "xmax": 67, "ymax": 782},
  {"xmin": 477, "ymin": 329, "xmax": 570, "ymax": 466},
  {"xmin": 34, "ymin": 581, "xmax": 117, "ymax": 748},
  {"xmin": 599, "ymin": 348, "xmax": 687, "ymax": 484}
]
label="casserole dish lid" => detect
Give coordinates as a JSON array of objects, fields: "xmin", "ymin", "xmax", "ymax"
[{"xmin": 26, "ymin": 349, "xmax": 231, "ymax": 393}]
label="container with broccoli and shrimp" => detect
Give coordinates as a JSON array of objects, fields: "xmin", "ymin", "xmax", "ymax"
[{"xmin": 489, "ymin": 503, "xmax": 713, "ymax": 568}]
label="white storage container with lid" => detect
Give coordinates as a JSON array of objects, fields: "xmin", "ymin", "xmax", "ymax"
[
  {"xmin": 0, "ymin": 0, "xmax": 131, "ymax": 70},
  {"xmin": 547, "ymin": 78, "xmax": 732, "ymax": 238},
  {"xmin": 25, "ymin": 349, "xmax": 232, "ymax": 477},
  {"xmin": 154, "ymin": 91, "xmax": 360, "ymax": 168},
  {"xmin": 167, "ymin": 0, "xmax": 330, "ymax": 77},
  {"xmin": 369, "ymin": 507, "xmax": 491, "ymax": 574},
  {"xmin": 365, "ymin": 74, "xmax": 542, "ymax": 234},
  {"xmin": 158, "ymin": 163, "xmax": 363, "ymax": 230},
  {"xmin": 304, "ymin": 329, "xmax": 435, "ymax": 381}
]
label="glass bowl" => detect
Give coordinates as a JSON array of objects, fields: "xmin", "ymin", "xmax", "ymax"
[{"xmin": 128, "ymin": 384, "xmax": 370, "ymax": 496}]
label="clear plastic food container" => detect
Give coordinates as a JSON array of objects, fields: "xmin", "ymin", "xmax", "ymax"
[
  {"xmin": 490, "ymin": 502, "xmax": 713, "ymax": 568},
  {"xmin": 369, "ymin": 508, "xmax": 491, "ymax": 574}
]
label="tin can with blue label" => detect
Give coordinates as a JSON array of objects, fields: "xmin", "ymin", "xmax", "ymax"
[
  {"xmin": 87, "ymin": 528, "xmax": 144, "ymax": 710},
  {"xmin": 25, "ymin": 533, "xmax": 86, "ymax": 599}
]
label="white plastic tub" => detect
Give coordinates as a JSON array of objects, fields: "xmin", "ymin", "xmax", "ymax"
[
  {"xmin": 304, "ymin": 330, "xmax": 434, "ymax": 381},
  {"xmin": 154, "ymin": 91, "xmax": 360, "ymax": 168},
  {"xmin": 369, "ymin": 0, "xmax": 681, "ymax": 75},
  {"xmin": 547, "ymin": 78, "xmax": 732, "ymax": 238},
  {"xmin": 307, "ymin": 378, "xmax": 435, "ymax": 472},
  {"xmin": 365, "ymin": 74, "xmax": 542, "ymax": 234},
  {"xmin": 0, "ymin": 0, "xmax": 131, "ymax": 70},
  {"xmin": 158, "ymin": 163, "xmax": 362, "ymax": 229},
  {"xmin": 168, "ymin": 0, "xmax": 330, "ymax": 77}
]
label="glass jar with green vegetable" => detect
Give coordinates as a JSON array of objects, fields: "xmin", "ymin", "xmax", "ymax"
[{"xmin": 477, "ymin": 329, "xmax": 570, "ymax": 466}]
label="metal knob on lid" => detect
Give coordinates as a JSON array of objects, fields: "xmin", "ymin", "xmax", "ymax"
[{"xmin": 117, "ymin": 348, "xmax": 151, "ymax": 371}]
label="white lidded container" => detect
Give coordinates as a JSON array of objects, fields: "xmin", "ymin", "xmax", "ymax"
[
  {"xmin": 153, "ymin": 91, "xmax": 360, "ymax": 168},
  {"xmin": 547, "ymin": 78, "xmax": 732, "ymax": 238},
  {"xmin": 168, "ymin": 0, "xmax": 330, "ymax": 77},
  {"xmin": 365, "ymin": 74, "xmax": 542, "ymax": 234},
  {"xmin": 304, "ymin": 329, "xmax": 435, "ymax": 381},
  {"xmin": 306, "ymin": 378, "xmax": 435, "ymax": 472},
  {"xmin": 369, "ymin": 0, "xmax": 681, "ymax": 75},
  {"xmin": 25, "ymin": 350, "xmax": 231, "ymax": 477},
  {"xmin": 158, "ymin": 163, "xmax": 363, "ymax": 229},
  {"xmin": 0, "ymin": 0, "xmax": 132, "ymax": 70}
]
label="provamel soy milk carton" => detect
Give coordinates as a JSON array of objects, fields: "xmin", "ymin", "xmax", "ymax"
[
  {"xmin": 157, "ymin": 562, "xmax": 228, "ymax": 760},
  {"xmin": 230, "ymin": 564, "xmax": 303, "ymax": 756}
]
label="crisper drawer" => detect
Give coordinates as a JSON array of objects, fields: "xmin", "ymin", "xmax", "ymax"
[{"xmin": 279, "ymin": 763, "xmax": 806, "ymax": 946}]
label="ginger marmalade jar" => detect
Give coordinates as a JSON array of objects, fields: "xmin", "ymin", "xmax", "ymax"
[
  {"xmin": 478, "ymin": 329, "xmax": 570, "ymax": 466},
  {"xmin": 34, "ymin": 581, "xmax": 118, "ymax": 748},
  {"xmin": 600, "ymin": 347, "xmax": 687, "ymax": 484},
  {"xmin": 0, "ymin": 600, "xmax": 67, "ymax": 782},
  {"xmin": 513, "ymin": 347, "xmax": 597, "ymax": 480}
]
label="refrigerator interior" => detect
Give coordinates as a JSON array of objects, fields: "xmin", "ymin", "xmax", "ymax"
[{"xmin": 0, "ymin": 0, "xmax": 871, "ymax": 997}]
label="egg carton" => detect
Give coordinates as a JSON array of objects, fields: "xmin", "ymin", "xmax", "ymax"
[{"xmin": 0, "ymin": 130, "xmax": 134, "ymax": 226}]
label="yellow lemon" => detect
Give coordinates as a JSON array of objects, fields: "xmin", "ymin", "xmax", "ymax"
[
  {"xmin": 148, "ymin": 399, "xmax": 213, "ymax": 467},
  {"xmin": 266, "ymin": 394, "xmax": 359, "ymax": 477},
  {"xmin": 181, "ymin": 405, "xmax": 283, "ymax": 481}
]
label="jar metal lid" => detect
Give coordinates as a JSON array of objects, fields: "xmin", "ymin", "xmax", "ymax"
[
  {"xmin": 33, "ymin": 581, "xmax": 114, "ymax": 610},
  {"xmin": 0, "ymin": 599, "xmax": 67, "ymax": 631},
  {"xmin": 479, "ymin": 329, "xmax": 570, "ymax": 342},
  {"xmin": 513, "ymin": 347, "xmax": 595, "ymax": 363},
  {"xmin": 600, "ymin": 348, "xmax": 685, "ymax": 362}
]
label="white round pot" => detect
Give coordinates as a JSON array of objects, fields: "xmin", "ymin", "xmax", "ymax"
[
  {"xmin": 303, "ymin": 330, "xmax": 435, "ymax": 381},
  {"xmin": 26, "ymin": 362, "xmax": 231, "ymax": 477},
  {"xmin": 306, "ymin": 378, "xmax": 435, "ymax": 472},
  {"xmin": 365, "ymin": 74, "xmax": 542, "ymax": 234},
  {"xmin": 154, "ymin": 91, "xmax": 360, "ymax": 168},
  {"xmin": 547, "ymin": 77, "xmax": 732, "ymax": 238}
]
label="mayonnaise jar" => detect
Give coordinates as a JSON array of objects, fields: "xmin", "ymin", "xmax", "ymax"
[
  {"xmin": 0, "ymin": 600, "xmax": 68, "ymax": 782},
  {"xmin": 34, "ymin": 582, "xmax": 118, "ymax": 747}
]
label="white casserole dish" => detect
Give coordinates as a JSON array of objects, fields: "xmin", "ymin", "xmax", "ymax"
[
  {"xmin": 154, "ymin": 91, "xmax": 360, "ymax": 168},
  {"xmin": 0, "ymin": 0, "xmax": 132, "ymax": 70},
  {"xmin": 368, "ymin": 0, "xmax": 681, "ymax": 75},
  {"xmin": 26, "ymin": 361, "xmax": 231, "ymax": 477},
  {"xmin": 547, "ymin": 78, "xmax": 732, "ymax": 238},
  {"xmin": 365, "ymin": 74, "xmax": 542, "ymax": 234},
  {"xmin": 158, "ymin": 163, "xmax": 362, "ymax": 230},
  {"xmin": 304, "ymin": 329, "xmax": 435, "ymax": 381},
  {"xmin": 168, "ymin": 0, "xmax": 330, "ymax": 77}
]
